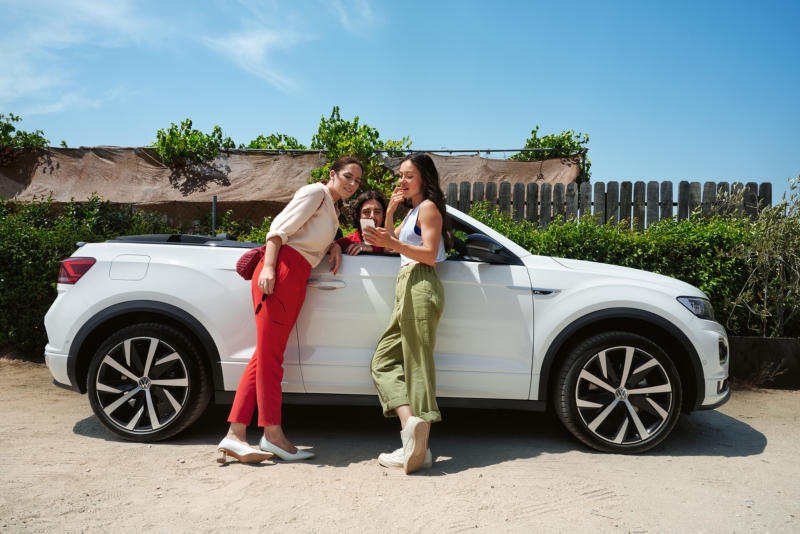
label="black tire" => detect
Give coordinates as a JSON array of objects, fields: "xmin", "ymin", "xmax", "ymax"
[
  {"xmin": 87, "ymin": 323, "xmax": 212, "ymax": 442},
  {"xmin": 554, "ymin": 331, "xmax": 682, "ymax": 454}
]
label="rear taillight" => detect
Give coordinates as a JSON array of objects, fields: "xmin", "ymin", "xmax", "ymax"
[{"xmin": 58, "ymin": 257, "xmax": 96, "ymax": 284}]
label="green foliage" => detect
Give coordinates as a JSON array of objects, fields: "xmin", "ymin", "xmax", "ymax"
[
  {"xmin": 729, "ymin": 177, "xmax": 800, "ymax": 337},
  {"xmin": 510, "ymin": 126, "xmax": 591, "ymax": 184},
  {"xmin": 0, "ymin": 196, "xmax": 179, "ymax": 355},
  {"xmin": 154, "ymin": 118, "xmax": 235, "ymax": 167},
  {"xmin": 310, "ymin": 106, "xmax": 411, "ymax": 198},
  {"xmin": 467, "ymin": 201, "xmax": 797, "ymax": 336},
  {"xmin": 239, "ymin": 134, "xmax": 307, "ymax": 150},
  {"xmin": 60, "ymin": 141, "xmax": 68, "ymax": 148},
  {"xmin": 1, "ymin": 113, "xmax": 50, "ymax": 166}
]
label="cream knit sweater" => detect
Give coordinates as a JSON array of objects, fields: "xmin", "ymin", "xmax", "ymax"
[{"xmin": 266, "ymin": 183, "xmax": 339, "ymax": 268}]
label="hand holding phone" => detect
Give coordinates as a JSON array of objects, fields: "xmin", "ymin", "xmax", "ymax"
[{"xmin": 360, "ymin": 219, "xmax": 376, "ymax": 244}]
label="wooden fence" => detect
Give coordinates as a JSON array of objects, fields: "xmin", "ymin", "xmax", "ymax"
[{"xmin": 444, "ymin": 180, "xmax": 773, "ymax": 231}]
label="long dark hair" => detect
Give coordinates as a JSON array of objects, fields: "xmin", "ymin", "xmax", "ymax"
[
  {"xmin": 350, "ymin": 190, "xmax": 388, "ymax": 241},
  {"xmin": 402, "ymin": 153, "xmax": 453, "ymax": 249}
]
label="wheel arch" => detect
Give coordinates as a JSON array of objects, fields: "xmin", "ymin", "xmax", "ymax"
[
  {"xmin": 538, "ymin": 308, "xmax": 704, "ymax": 414},
  {"xmin": 67, "ymin": 301, "xmax": 222, "ymax": 394}
]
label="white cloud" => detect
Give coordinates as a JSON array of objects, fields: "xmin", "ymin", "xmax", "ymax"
[
  {"xmin": 22, "ymin": 85, "xmax": 132, "ymax": 116},
  {"xmin": 205, "ymin": 29, "xmax": 309, "ymax": 94},
  {"xmin": 330, "ymin": 0, "xmax": 377, "ymax": 33}
]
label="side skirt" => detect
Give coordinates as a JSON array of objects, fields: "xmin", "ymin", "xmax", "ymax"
[{"xmin": 214, "ymin": 391, "xmax": 546, "ymax": 412}]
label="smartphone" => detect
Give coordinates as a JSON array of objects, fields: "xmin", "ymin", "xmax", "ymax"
[{"xmin": 360, "ymin": 218, "xmax": 376, "ymax": 244}]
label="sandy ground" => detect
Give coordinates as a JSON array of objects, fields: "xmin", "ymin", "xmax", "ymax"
[{"xmin": 1, "ymin": 354, "xmax": 799, "ymax": 533}]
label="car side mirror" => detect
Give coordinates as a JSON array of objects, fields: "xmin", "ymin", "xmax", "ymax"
[{"xmin": 465, "ymin": 234, "xmax": 516, "ymax": 264}]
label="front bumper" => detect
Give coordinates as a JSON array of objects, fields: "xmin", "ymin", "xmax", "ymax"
[{"xmin": 690, "ymin": 318, "xmax": 730, "ymax": 411}]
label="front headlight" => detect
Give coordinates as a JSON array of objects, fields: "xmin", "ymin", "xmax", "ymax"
[{"xmin": 677, "ymin": 296, "xmax": 715, "ymax": 321}]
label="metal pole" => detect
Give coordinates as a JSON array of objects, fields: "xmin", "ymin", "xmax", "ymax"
[{"xmin": 212, "ymin": 195, "xmax": 217, "ymax": 237}]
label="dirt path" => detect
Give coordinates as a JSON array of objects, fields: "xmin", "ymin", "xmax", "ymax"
[{"xmin": 1, "ymin": 355, "xmax": 799, "ymax": 532}]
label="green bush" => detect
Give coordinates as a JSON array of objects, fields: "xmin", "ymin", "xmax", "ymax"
[
  {"xmin": 239, "ymin": 134, "xmax": 307, "ymax": 150},
  {"xmin": 0, "ymin": 196, "xmax": 179, "ymax": 355},
  {"xmin": 510, "ymin": 125, "xmax": 591, "ymax": 183},
  {"xmin": 154, "ymin": 118, "xmax": 236, "ymax": 167},
  {"xmin": 310, "ymin": 106, "xmax": 411, "ymax": 197},
  {"xmin": 1, "ymin": 113, "xmax": 50, "ymax": 166}
]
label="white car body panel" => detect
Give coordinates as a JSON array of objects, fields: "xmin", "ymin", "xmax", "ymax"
[{"xmin": 43, "ymin": 207, "xmax": 729, "ymax": 414}]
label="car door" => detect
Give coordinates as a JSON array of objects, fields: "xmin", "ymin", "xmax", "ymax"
[{"xmin": 296, "ymin": 218, "xmax": 534, "ymax": 400}]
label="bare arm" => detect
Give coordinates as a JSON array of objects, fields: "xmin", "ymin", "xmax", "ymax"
[
  {"xmin": 364, "ymin": 202, "xmax": 443, "ymax": 267},
  {"xmin": 383, "ymin": 187, "xmax": 405, "ymax": 239}
]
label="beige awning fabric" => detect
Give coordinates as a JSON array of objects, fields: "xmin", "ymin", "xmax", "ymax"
[
  {"xmin": 1, "ymin": 147, "xmax": 583, "ymax": 225},
  {"xmin": 0, "ymin": 147, "xmax": 327, "ymax": 203},
  {"xmin": 381, "ymin": 151, "xmax": 584, "ymax": 195}
]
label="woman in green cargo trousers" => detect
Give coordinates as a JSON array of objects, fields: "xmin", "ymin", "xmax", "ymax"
[{"xmin": 362, "ymin": 152, "xmax": 453, "ymax": 474}]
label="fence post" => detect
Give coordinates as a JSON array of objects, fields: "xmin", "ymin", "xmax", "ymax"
[
  {"xmin": 716, "ymin": 182, "xmax": 730, "ymax": 217},
  {"xmin": 580, "ymin": 182, "xmax": 592, "ymax": 221},
  {"xmin": 702, "ymin": 182, "xmax": 716, "ymax": 217},
  {"xmin": 473, "ymin": 181, "xmax": 484, "ymax": 204},
  {"xmin": 553, "ymin": 183, "xmax": 565, "ymax": 223},
  {"xmin": 459, "ymin": 181, "xmax": 471, "ymax": 214},
  {"xmin": 499, "ymin": 182, "xmax": 512, "ymax": 215},
  {"xmin": 744, "ymin": 182, "xmax": 759, "ymax": 219},
  {"xmin": 758, "ymin": 182, "xmax": 772, "ymax": 210},
  {"xmin": 446, "ymin": 183, "xmax": 458, "ymax": 210},
  {"xmin": 486, "ymin": 182, "xmax": 497, "ymax": 210},
  {"xmin": 646, "ymin": 181, "xmax": 659, "ymax": 228},
  {"xmin": 660, "ymin": 181, "xmax": 673, "ymax": 221},
  {"xmin": 593, "ymin": 181, "xmax": 605, "ymax": 225},
  {"xmin": 620, "ymin": 181, "xmax": 633, "ymax": 229},
  {"xmin": 540, "ymin": 183, "xmax": 552, "ymax": 229},
  {"xmin": 677, "ymin": 181, "xmax": 690, "ymax": 221},
  {"xmin": 731, "ymin": 182, "xmax": 744, "ymax": 218},
  {"xmin": 606, "ymin": 181, "xmax": 620, "ymax": 226},
  {"xmin": 566, "ymin": 183, "xmax": 578, "ymax": 221},
  {"xmin": 513, "ymin": 182, "xmax": 525, "ymax": 223},
  {"xmin": 526, "ymin": 183, "xmax": 539, "ymax": 225},
  {"xmin": 633, "ymin": 182, "xmax": 645, "ymax": 232},
  {"xmin": 212, "ymin": 195, "xmax": 217, "ymax": 236},
  {"xmin": 688, "ymin": 182, "xmax": 701, "ymax": 217}
]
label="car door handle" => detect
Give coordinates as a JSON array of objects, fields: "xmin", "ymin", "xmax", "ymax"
[{"xmin": 307, "ymin": 279, "xmax": 346, "ymax": 290}]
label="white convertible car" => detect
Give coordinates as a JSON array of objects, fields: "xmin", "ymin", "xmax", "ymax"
[{"xmin": 44, "ymin": 207, "xmax": 730, "ymax": 453}]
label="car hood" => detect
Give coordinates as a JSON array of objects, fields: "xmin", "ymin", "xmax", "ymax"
[{"xmin": 551, "ymin": 257, "xmax": 706, "ymax": 297}]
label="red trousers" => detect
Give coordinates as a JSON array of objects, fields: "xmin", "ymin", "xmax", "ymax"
[{"xmin": 228, "ymin": 245, "xmax": 311, "ymax": 427}]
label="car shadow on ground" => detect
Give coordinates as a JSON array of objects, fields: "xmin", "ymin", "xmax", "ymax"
[{"xmin": 72, "ymin": 401, "xmax": 767, "ymax": 475}]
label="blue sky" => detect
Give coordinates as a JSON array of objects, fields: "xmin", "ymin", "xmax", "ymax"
[{"xmin": 2, "ymin": 0, "xmax": 798, "ymax": 202}]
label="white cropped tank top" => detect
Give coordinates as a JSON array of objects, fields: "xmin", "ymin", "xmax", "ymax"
[{"xmin": 398, "ymin": 200, "xmax": 447, "ymax": 267}]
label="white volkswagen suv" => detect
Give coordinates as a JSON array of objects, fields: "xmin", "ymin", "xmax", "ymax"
[{"xmin": 44, "ymin": 206, "xmax": 730, "ymax": 453}]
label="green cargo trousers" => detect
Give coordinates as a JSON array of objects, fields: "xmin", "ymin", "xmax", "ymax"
[{"xmin": 370, "ymin": 263, "xmax": 445, "ymax": 424}]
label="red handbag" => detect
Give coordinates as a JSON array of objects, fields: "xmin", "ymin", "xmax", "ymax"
[{"xmin": 236, "ymin": 246, "xmax": 265, "ymax": 280}]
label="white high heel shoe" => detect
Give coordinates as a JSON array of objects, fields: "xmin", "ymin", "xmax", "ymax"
[
  {"xmin": 260, "ymin": 436, "xmax": 315, "ymax": 461},
  {"xmin": 217, "ymin": 438, "xmax": 274, "ymax": 464}
]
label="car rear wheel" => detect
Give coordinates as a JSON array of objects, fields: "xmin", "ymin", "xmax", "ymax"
[
  {"xmin": 87, "ymin": 323, "xmax": 212, "ymax": 442},
  {"xmin": 554, "ymin": 331, "xmax": 682, "ymax": 454}
]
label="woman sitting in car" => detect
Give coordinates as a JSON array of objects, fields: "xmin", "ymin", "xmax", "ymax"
[{"xmin": 335, "ymin": 190, "xmax": 391, "ymax": 255}]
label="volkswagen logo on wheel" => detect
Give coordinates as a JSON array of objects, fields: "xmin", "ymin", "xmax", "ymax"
[
  {"xmin": 614, "ymin": 387, "xmax": 628, "ymax": 400},
  {"xmin": 138, "ymin": 377, "xmax": 152, "ymax": 389}
]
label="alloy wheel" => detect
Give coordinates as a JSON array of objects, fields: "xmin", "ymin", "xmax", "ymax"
[
  {"xmin": 94, "ymin": 337, "xmax": 189, "ymax": 433},
  {"xmin": 575, "ymin": 345, "xmax": 673, "ymax": 445}
]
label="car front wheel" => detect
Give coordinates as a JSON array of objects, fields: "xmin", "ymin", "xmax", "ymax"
[
  {"xmin": 87, "ymin": 323, "xmax": 212, "ymax": 441},
  {"xmin": 554, "ymin": 331, "xmax": 682, "ymax": 454}
]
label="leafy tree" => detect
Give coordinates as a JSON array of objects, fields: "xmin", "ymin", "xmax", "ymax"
[
  {"xmin": 0, "ymin": 113, "xmax": 50, "ymax": 166},
  {"xmin": 310, "ymin": 106, "xmax": 411, "ymax": 197},
  {"xmin": 154, "ymin": 118, "xmax": 235, "ymax": 167},
  {"xmin": 239, "ymin": 134, "xmax": 307, "ymax": 150},
  {"xmin": 510, "ymin": 126, "xmax": 591, "ymax": 183}
]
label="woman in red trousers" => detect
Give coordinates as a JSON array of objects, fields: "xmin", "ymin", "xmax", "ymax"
[{"xmin": 217, "ymin": 156, "xmax": 362, "ymax": 464}]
